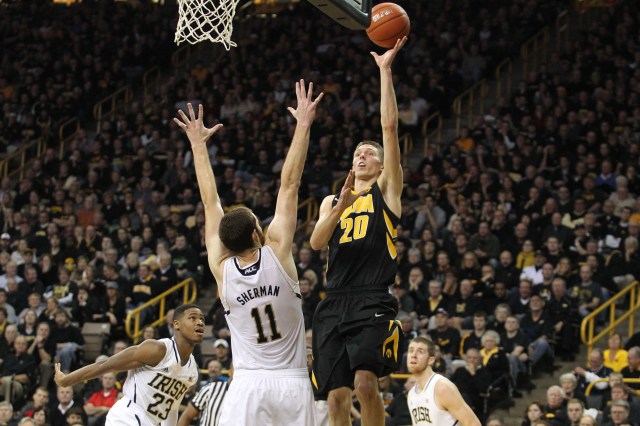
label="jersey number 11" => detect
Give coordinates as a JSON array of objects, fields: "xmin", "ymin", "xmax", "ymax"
[{"xmin": 251, "ymin": 304, "xmax": 282, "ymax": 344}]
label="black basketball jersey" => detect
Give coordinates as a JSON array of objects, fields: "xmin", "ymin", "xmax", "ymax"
[{"xmin": 326, "ymin": 182, "xmax": 399, "ymax": 289}]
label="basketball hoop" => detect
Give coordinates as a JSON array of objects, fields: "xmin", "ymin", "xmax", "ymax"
[{"xmin": 175, "ymin": 0, "xmax": 240, "ymax": 50}]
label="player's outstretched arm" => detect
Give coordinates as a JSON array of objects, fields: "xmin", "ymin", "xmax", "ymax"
[
  {"xmin": 174, "ymin": 104, "xmax": 225, "ymax": 279},
  {"xmin": 436, "ymin": 378, "xmax": 481, "ymax": 426},
  {"xmin": 309, "ymin": 170, "xmax": 367, "ymax": 250},
  {"xmin": 54, "ymin": 339, "xmax": 166, "ymax": 388},
  {"xmin": 370, "ymin": 37, "xmax": 407, "ymax": 216},
  {"xmin": 267, "ymin": 80, "xmax": 323, "ymax": 263}
]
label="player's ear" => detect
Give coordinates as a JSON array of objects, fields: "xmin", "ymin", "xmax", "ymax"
[{"xmin": 427, "ymin": 356, "xmax": 436, "ymax": 367}]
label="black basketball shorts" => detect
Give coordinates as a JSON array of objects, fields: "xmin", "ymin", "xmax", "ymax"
[{"xmin": 311, "ymin": 287, "xmax": 403, "ymax": 400}]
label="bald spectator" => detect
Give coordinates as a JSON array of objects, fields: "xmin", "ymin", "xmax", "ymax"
[
  {"xmin": 575, "ymin": 348, "xmax": 612, "ymax": 396},
  {"xmin": 622, "ymin": 347, "xmax": 640, "ymax": 391}
]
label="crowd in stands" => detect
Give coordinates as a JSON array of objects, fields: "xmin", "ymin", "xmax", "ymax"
[{"xmin": 1, "ymin": 0, "xmax": 640, "ymax": 424}]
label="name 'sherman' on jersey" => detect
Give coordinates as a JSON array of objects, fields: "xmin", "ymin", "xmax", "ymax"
[{"xmin": 236, "ymin": 285, "xmax": 280, "ymax": 306}]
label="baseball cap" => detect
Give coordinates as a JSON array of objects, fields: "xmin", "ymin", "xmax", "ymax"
[
  {"xmin": 435, "ymin": 308, "xmax": 449, "ymax": 316},
  {"xmin": 214, "ymin": 339, "xmax": 229, "ymax": 348},
  {"xmin": 106, "ymin": 281, "xmax": 119, "ymax": 290},
  {"xmin": 0, "ymin": 233, "xmax": 10, "ymax": 240}
]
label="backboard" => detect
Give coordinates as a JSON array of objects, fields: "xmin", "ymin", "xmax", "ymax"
[{"xmin": 306, "ymin": 0, "xmax": 372, "ymax": 30}]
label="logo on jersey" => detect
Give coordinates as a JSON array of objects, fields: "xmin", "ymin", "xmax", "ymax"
[
  {"xmin": 382, "ymin": 320, "xmax": 401, "ymax": 361},
  {"xmin": 242, "ymin": 266, "xmax": 258, "ymax": 275},
  {"xmin": 412, "ymin": 406, "xmax": 432, "ymax": 423}
]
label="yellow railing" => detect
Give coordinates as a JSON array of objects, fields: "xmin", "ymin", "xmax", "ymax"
[
  {"xmin": 0, "ymin": 138, "xmax": 46, "ymax": 180},
  {"xmin": 495, "ymin": 59, "xmax": 512, "ymax": 101},
  {"xmin": 585, "ymin": 378, "xmax": 640, "ymax": 396},
  {"xmin": 556, "ymin": 9, "xmax": 569, "ymax": 50},
  {"xmin": 521, "ymin": 27, "xmax": 550, "ymax": 77},
  {"xmin": 297, "ymin": 197, "xmax": 319, "ymax": 232},
  {"xmin": 58, "ymin": 117, "xmax": 81, "ymax": 159},
  {"xmin": 581, "ymin": 281, "xmax": 640, "ymax": 355},
  {"xmin": 452, "ymin": 80, "xmax": 488, "ymax": 136},
  {"xmin": 400, "ymin": 133, "xmax": 413, "ymax": 169},
  {"xmin": 143, "ymin": 66, "xmax": 161, "ymax": 101},
  {"xmin": 422, "ymin": 111, "xmax": 443, "ymax": 156},
  {"xmin": 93, "ymin": 86, "xmax": 133, "ymax": 133},
  {"xmin": 125, "ymin": 277, "xmax": 198, "ymax": 344}
]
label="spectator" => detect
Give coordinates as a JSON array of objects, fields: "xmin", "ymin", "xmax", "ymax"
[
  {"xmin": 604, "ymin": 333, "xmax": 628, "ymax": 373},
  {"xmin": 604, "ymin": 400, "xmax": 634, "ymax": 426},
  {"xmin": 49, "ymin": 386, "xmax": 82, "ymax": 426},
  {"xmin": 212, "ymin": 339, "xmax": 232, "ymax": 371},
  {"xmin": 84, "ymin": 373, "xmax": 118, "ymax": 426},
  {"xmin": 520, "ymin": 294, "xmax": 554, "ymax": 370},
  {"xmin": 27, "ymin": 321, "xmax": 55, "ymax": 388},
  {"xmin": 521, "ymin": 401, "xmax": 545, "ymax": 426},
  {"xmin": 449, "ymin": 279, "xmax": 482, "ymax": 329},
  {"xmin": 572, "ymin": 264, "xmax": 603, "ymax": 318},
  {"xmin": 459, "ymin": 311, "xmax": 488, "ymax": 357},
  {"xmin": 92, "ymin": 281, "xmax": 126, "ymax": 342},
  {"xmin": 559, "ymin": 373, "xmax": 585, "ymax": 404},
  {"xmin": 509, "ymin": 279, "xmax": 533, "ymax": 317},
  {"xmin": 0, "ymin": 290, "xmax": 17, "ymax": 325},
  {"xmin": 547, "ymin": 277, "xmax": 579, "ymax": 361},
  {"xmin": 543, "ymin": 385, "xmax": 568, "ymax": 426},
  {"xmin": 427, "ymin": 308, "xmax": 460, "ymax": 362},
  {"xmin": 17, "ymin": 387, "xmax": 49, "ymax": 419},
  {"xmin": 0, "ymin": 335, "xmax": 35, "ymax": 404},
  {"xmin": 566, "ymin": 399, "xmax": 585, "ymax": 426},
  {"xmin": 450, "ymin": 348, "xmax": 491, "ymax": 412},
  {"xmin": 601, "ymin": 383, "xmax": 640, "ymax": 425},
  {"xmin": 0, "ymin": 324, "xmax": 18, "ymax": 359},
  {"xmin": 468, "ymin": 221, "xmax": 501, "ymax": 265},
  {"xmin": 0, "ymin": 402, "xmax": 14, "ymax": 426},
  {"xmin": 502, "ymin": 315, "xmax": 531, "ymax": 391},
  {"xmin": 621, "ymin": 347, "xmax": 640, "ymax": 391},
  {"xmin": 575, "ymin": 348, "xmax": 612, "ymax": 396},
  {"xmin": 50, "ymin": 308, "xmax": 85, "ymax": 372},
  {"xmin": 479, "ymin": 330, "xmax": 509, "ymax": 384}
]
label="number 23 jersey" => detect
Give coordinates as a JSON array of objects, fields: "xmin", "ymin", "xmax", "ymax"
[
  {"xmin": 121, "ymin": 338, "xmax": 198, "ymax": 425},
  {"xmin": 221, "ymin": 245, "xmax": 307, "ymax": 370}
]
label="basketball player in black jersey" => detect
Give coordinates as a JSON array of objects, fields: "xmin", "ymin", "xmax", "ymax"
[{"xmin": 310, "ymin": 37, "xmax": 407, "ymax": 426}]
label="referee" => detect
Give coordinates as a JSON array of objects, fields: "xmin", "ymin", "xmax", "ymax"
[{"xmin": 178, "ymin": 380, "xmax": 229, "ymax": 426}]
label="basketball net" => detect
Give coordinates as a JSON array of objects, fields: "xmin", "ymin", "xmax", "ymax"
[{"xmin": 175, "ymin": 0, "xmax": 240, "ymax": 50}]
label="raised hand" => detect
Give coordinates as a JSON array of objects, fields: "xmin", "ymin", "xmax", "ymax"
[
  {"xmin": 287, "ymin": 79, "xmax": 324, "ymax": 127},
  {"xmin": 173, "ymin": 103, "xmax": 223, "ymax": 148},
  {"xmin": 54, "ymin": 362, "xmax": 68, "ymax": 387},
  {"xmin": 334, "ymin": 170, "xmax": 368, "ymax": 213},
  {"xmin": 370, "ymin": 36, "xmax": 408, "ymax": 69}
]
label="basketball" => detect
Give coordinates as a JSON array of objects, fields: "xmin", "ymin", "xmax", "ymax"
[{"xmin": 366, "ymin": 3, "xmax": 410, "ymax": 49}]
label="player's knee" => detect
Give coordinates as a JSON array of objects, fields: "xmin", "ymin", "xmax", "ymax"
[
  {"xmin": 354, "ymin": 372, "xmax": 378, "ymax": 400},
  {"xmin": 327, "ymin": 388, "xmax": 351, "ymax": 416}
]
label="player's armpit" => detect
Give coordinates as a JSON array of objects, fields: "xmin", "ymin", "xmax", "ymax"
[{"xmin": 435, "ymin": 379, "xmax": 481, "ymax": 426}]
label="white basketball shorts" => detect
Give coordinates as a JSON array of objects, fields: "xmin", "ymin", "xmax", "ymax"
[{"xmin": 218, "ymin": 368, "xmax": 317, "ymax": 425}]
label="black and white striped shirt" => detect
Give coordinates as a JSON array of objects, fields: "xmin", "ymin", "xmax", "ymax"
[{"xmin": 191, "ymin": 381, "xmax": 229, "ymax": 426}]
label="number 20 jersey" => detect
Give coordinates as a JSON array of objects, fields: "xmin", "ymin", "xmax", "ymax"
[
  {"xmin": 327, "ymin": 182, "xmax": 399, "ymax": 289},
  {"xmin": 121, "ymin": 338, "xmax": 198, "ymax": 425},
  {"xmin": 220, "ymin": 245, "xmax": 307, "ymax": 371}
]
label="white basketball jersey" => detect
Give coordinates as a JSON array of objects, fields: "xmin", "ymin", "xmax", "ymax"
[
  {"xmin": 121, "ymin": 338, "xmax": 199, "ymax": 425},
  {"xmin": 221, "ymin": 245, "xmax": 307, "ymax": 370},
  {"xmin": 407, "ymin": 373, "xmax": 457, "ymax": 426}
]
